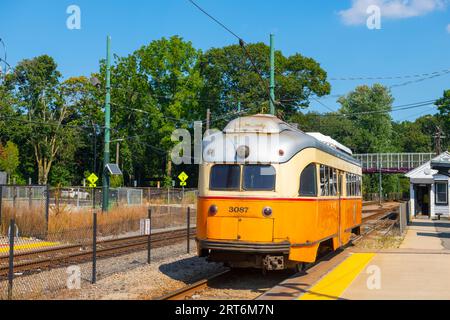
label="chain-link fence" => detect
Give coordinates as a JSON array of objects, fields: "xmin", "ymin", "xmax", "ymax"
[
  {"xmin": 363, "ymin": 192, "xmax": 406, "ymax": 202},
  {"xmin": 0, "ymin": 204, "xmax": 197, "ymax": 300},
  {"xmin": 142, "ymin": 188, "xmax": 198, "ymax": 205},
  {"xmin": 51, "ymin": 187, "xmax": 144, "ymax": 209}
]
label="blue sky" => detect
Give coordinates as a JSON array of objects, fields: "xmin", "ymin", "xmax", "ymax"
[{"xmin": 1, "ymin": 0, "xmax": 450, "ymax": 121}]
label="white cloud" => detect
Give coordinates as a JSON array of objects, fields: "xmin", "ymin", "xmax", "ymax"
[
  {"xmin": 447, "ymin": 23, "xmax": 450, "ymax": 32},
  {"xmin": 339, "ymin": 0, "xmax": 447, "ymax": 25}
]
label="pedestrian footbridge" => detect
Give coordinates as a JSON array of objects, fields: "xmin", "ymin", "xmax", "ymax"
[{"xmin": 353, "ymin": 153, "xmax": 436, "ymax": 174}]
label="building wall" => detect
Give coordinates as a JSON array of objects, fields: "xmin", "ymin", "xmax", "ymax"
[
  {"xmin": 432, "ymin": 178, "xmax": 450, "ymax": 218},
  {"xmin": 409, "ymin": 179, "xmax": 450, "ymax": 219},
  {"xmin": 409, "ymin": 183, "xmax": 415, "ymax": 219}
]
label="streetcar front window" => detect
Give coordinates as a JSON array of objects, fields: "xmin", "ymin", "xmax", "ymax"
[
  {"xmin": 210, "ymin": 165, "xmax": 241, "ymax": 190},
  {"xmin": 243, "ymin": 165, "xmax": 276, "ymax": 191}
]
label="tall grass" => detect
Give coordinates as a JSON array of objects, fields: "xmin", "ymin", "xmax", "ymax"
[{"xmin": 0, "ymin": 203, "xmax": 195, "ymax": 242}]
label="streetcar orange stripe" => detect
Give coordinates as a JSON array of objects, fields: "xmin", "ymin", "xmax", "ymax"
[{"xmin": 199, "ymin": 196, "xmax": 361, "ymax": 202}]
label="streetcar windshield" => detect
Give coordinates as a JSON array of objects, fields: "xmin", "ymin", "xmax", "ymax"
[
  {"xmin": 243, "ymin": 165, "xmax": 276, "ymax": 191},
  {"xmin": 210, "ymin": 165, "xmax": 241, "ymax": 190}
]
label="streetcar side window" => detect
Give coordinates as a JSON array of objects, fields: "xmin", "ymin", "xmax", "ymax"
[
  {"xmin": 299, "ymin": 163, "xmax": 317, "ymax": 197},
  {"xmin": 331, "ymin": 169, "xmax": 338, "ymax": 196},
  {"xmin": 356, "ymin": 175, "xmax": 362, "ymax": 196},
  {"xmin": 346, "ymin": 173, "xmax": 353, "ymax": 196},
  {"xmin": 320, "ymin": 165, "xmax": 332, "ymax": 196},
  {"xmin": 210, "ymin": 165, "xmax": 241, "ymax": 191},
  {"xmin": 243, "ymin": 165, "xmax": 276, "ymax": 191},
  {"xmin": 345, "ymin": 173, "xmax": 361, "ymax": 197},
  {"xmin": 320, "ymin": 165, "xmax": 326, "ymax": 196}
]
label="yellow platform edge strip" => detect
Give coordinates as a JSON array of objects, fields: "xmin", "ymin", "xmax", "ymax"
[
  {"xmin": 299, "ymin": 253, "xmax": 375, "ymax": 300},
  {"xmin": 0, "ymin": 242, "xmax": 59, "ymax": 253}
]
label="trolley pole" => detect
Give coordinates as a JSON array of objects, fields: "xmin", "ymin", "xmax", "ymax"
[
  {"xmin": 269, "ymin": 34, "xmax": 275, "ymax": 116},
  {"xmin": 102, "ymin": 36, "xmax": 111, "ymax": 212}
]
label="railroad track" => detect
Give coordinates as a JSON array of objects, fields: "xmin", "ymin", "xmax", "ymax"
[
  {"xmin": 157, "ymin": 203, "xmax": 401, "ymax": 300},
  {"xmin": 156, "ymin": 270, "xmax": 231, "ymax": 300},
  {"xmin": 0, "ymin": 228, "xmax": 196, "ymax": 277}
]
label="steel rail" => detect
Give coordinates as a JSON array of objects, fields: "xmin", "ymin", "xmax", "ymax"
[{"xmin": 0, "ymin": 229, "xmax": 196, "ymax": 277}]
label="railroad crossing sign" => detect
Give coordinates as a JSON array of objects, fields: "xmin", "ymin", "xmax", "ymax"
[
  {"xmin": 87, "ymin": 173, "xmax": 98, "ymax": 188},
  {"xmin": 178, "ymin": 171, "xmax": 189, "ymax": 187}
]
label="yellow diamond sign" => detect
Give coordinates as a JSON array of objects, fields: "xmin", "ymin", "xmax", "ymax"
[
  {"xmin": 178, "ymin": 172, "xmax": 189, "ymax": 187},
  {"xmin": 87, "ymin": 173, "xmax": 99, "ymax": 185}
]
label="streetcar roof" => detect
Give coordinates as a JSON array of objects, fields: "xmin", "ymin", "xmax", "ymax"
[{"xmin": 203, "ymin": 115, "xmax": 360, "ymax": 166}]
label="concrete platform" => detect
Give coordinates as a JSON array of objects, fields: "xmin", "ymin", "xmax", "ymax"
[{"xmin": 261, "ymin": 219, "xmax": 450, "ymax": 300}]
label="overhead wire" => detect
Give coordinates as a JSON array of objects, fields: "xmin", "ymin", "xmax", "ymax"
[{"xmin": 187, "ymin": 0, "xmax": 277, "ymax": 111}]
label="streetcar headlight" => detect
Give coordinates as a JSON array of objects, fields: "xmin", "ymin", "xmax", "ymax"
[
  {"xmin": 209, "ymin": 205, "xmax": 218, "ymax": 216},
  {"xmin": 262, "ymin": 206, "xmax": 273, "ymax": 217},
  {"xmin": 236, "ymin": 145, "xmax": 250, "ymax": 159}
]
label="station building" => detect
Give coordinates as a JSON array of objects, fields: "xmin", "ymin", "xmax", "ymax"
[{"xmin": 405, "ymin": 151, "xmax": 450, "ymax": 219}]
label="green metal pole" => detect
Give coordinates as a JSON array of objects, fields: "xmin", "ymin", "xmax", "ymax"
[
  {"xmin": 102, "ymin": 36, "xmax": 111, "ymax": 212},
  {"xmin": 269, "ymin": 34, "xmax": 275, "ymax": 115},
  {"xmin": 238, "ymin": 101, "xmax": 241, "ymax": 113}
]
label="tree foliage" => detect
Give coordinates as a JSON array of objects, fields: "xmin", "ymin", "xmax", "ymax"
[
  {"xmin": 0, "ymin": 36, "xmax": 448, "ymax": 192},
  {"xmin": 0, "ymin": 141, "xmax": 19, "ymax": 183}
]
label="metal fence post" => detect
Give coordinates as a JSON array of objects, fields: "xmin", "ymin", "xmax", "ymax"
[
  {"xmin": 28, "ymin": 186, "xmax": 32, "ymax": 209},
  {"xmin": 399, "ymin": 204, "xmax": 403, "ymax": 234},
  {"xmin": 187, "ymin": 207, "xmax": 190, "ymax": 254},
  {"xmin": 0, "ymin": 186, "xmax": 3, "ymax": 228},
  {"xmin": 92, "ymin": 211, "xmax": 97, "ymax": 284},
  {"xmin": 8, "ymin": 219, "xmax": 15, "ymax": 300},
  {"xmin": 45, "ymin": 185, "xmax": 50, "ymax": 230},
  {"xmin": 76, "ymin": 188, "xmax": 80, "ymax": 208},
  {"xmin": 12, "ymin": 186, "xmax": 16, "ymax": 208},
  {"xmin": 147, "ymin": 208, "xmax": 152, "ymax": 264}
]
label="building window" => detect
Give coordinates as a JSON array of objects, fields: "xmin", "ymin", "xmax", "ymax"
[
  {"xmin": 435, "ymin": 181, "xmax": 448, "ymax": 205},
  {"xmin": 299, "ymin": 163, "xmax": 317, "ymax": 196}
]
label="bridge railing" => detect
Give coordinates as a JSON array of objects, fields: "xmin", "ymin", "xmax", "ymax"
[{"xmin": 353, "ymin": 153, "xmax": 435, "ymax": 172}]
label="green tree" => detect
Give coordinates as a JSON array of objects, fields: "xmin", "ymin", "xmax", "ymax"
[
  {"xmin": 108, "ymin": 36, "xmax": 203, "ymax": 186},
  {"xmin": 337, "ymin": 84, "xmax": 394, "ymax": 153},
  {"xmin": 392, "ymin": 120, "xmax": 432, "ymax": 153},
  {"xmin": 10, "ymin": 55, "xmax": 76, "ymax": 185},
  {"xmin": 0, "ymin": 141, "xmax": 19, "ymax": 184},
  {"xmin": 199, "ymin": 43, "xmax": 330, "ymax": 123}
]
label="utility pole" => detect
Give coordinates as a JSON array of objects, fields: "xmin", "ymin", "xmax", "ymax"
[
  {"xmin": 102, "ymin": 36, "xmax": 111, "ymax": 212},
  {"xmin": 237, "ymin": 101, "xmax": 241, "ymax": 113},
  {"xmin": 206, "ymin": 108, "xmax": 211, "ymax": 132},
  {"xmin": 116, "ymin": 142, "xmax": 120, "ymax": 165},
  {"xmin": 434, "ymin": 126, "xmax": 446, "ymax": 155},
  {"xmin": 269, "ymin": 34, "xmax": 275, "ymax": 116}
]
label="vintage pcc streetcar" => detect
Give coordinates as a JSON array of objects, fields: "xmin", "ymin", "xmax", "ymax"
[{"xmin": 196, "ymin": 114, "xmax": 362, "ymax": 271}]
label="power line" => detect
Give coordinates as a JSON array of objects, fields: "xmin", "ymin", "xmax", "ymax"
[
  {"xmin": 187, "ymin": 0, "xmax": 276, "ymax": 111},
  {"xmin": 329, "ymin": 68, "xmax": 450, "ymax": 81},
  {"xmin": 311, "ymin": 97, "xmax": 336, "ymax": 112},
  {"xmin": 289, "ymin": 99, "xmax": 438, "ymax": 118},
  {"xmin": 0, "ymin": 114, "xmax": 97, "ymax": 131},
  {"xmin": 388, "ymin": 70, "xmax": 450, "ymax": 89},
  {"xmin": 187, "ymin": 0, "xmax": 242, "ymax": 40}
]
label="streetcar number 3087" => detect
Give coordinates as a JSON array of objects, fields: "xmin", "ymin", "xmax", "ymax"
[{"xmin": 229, "ymin": 207, "xmax": 249, "ymax": 213}]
